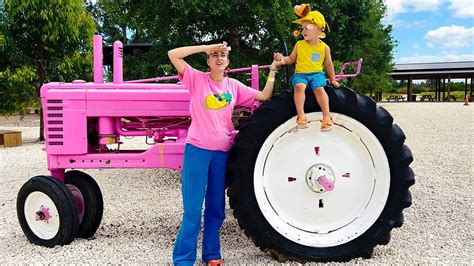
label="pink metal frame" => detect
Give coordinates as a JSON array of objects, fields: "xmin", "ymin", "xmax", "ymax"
[
  {"xmin": 41, "ymin": 35, "xmax": 362, "ymax": 181},
  {"xmin": 336, "ymin": 58, "xmax": 363, "ymax": 80}
]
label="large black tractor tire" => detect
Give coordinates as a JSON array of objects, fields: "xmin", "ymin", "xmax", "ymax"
[
  {"xmin": 64, "ymin": 170, "xmax": 103, "ymax": 239},
  {"xmin": 226, "ymin": 87, "xmax": 414, "ymax": 262},
  {"xmin": 17, "ymin": 175, "xmax": 79, "ymax": 247}
]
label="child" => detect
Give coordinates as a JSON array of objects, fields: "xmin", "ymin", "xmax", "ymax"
[
  {"xmin": 275, "ymin": 4, "xmax": 340, "ymax": 131},
  {"xmin": 168, "ymin": 43, "xmax": 283, "ymax": 265}
]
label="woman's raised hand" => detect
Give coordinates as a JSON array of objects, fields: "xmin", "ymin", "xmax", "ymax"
[{"xmin": 205, "ymin": 43, "xmax": 230, "ymax": 55}]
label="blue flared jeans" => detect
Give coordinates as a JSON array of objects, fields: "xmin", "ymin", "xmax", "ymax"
[{"xmin": 173, "ymin": 144, "xmax": 228, "ymax": 265}]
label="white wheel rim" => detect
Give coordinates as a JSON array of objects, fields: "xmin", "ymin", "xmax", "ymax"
[
  {"xmin": 24, "ymin": 191, "xmax": 60, "ymax": 240},
  {"xmin": 254, "ymin": 112, "xmax": 390, "ymax": 247}
]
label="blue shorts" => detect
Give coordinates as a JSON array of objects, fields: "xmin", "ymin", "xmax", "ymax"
[{"xmin": 290, "ymin": 72, "xmax": 327, "ymax": 91}]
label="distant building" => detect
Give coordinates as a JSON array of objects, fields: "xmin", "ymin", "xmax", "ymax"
[{"xmin": 390, "ymin": 61, "xmax": 474, "ymax": 102}]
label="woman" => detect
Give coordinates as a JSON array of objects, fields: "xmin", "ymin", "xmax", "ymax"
[{"xmin": 168, "ymin": 43, "xmax": 283, "ymax": 265}]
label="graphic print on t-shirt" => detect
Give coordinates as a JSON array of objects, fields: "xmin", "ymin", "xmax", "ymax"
[
  {"xmin": 311, "ymin": 52, "xmax": 320, "ymax": 62},
  {"xmin": 204, "ymin": 92, "xmax": 233, "ymax": 110}
]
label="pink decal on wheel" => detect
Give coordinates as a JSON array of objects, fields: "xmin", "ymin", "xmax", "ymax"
[{"xmin": 315, "ymin": 147, "xmax": 320, "ymax": 156}]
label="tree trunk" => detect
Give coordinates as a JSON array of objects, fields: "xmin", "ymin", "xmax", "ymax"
[
  {"xmin": 38, "ymin": 44, "xmax": 45, "ymax": 141},
  {"xmin": 121, "ymin": 25, "xmax": 127, "ymax": 44},
  {"xmin": 229, "ymin": 28, "xmax": 240, "ymax": 53}
]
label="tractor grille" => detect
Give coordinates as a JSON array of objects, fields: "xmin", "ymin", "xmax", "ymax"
[{"xmin": 46, "ymin": 99, "xmax": 64, "ymax": 146}]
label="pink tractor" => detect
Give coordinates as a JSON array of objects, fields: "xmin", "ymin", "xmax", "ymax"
[{"xmin": 16, "ymin": 35, "xmax": 414, "ymax": 262}]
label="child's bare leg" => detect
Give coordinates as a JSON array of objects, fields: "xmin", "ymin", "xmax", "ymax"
[
  {"xmin": 314, "ymin": 87, "xmax": 331, "ymax": 119},
  {"xmin": 294, "ymin": 83, "xmax": 307, "ymax": 119}
]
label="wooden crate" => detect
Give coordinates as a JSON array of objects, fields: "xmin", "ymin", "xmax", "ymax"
[{"xmin": 0, "ymin": 130, "xmax": 22, "ymax": 147}]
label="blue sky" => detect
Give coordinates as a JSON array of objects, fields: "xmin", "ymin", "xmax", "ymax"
[{"xmin": 384, "ymin": 0, "xmax": 474, "ymax": 63}]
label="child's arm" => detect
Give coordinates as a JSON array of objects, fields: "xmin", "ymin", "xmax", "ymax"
[
  {"xmin": 168, "ymin": 44, "xmax": 228, "ymax": 74},
  {"xmin": 324, "ymin": 45, "xmax": 340, "ymax": 88},
  {"xmin": 284, "ymin": 46, "xmax": 297, "ymax": 65}
]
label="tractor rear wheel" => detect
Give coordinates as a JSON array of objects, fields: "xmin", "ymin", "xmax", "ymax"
[{"xmin": 226, "ymin": 87, "xmax": 414, "ymax": 262}]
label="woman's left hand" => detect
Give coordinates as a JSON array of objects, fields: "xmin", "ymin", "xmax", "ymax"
[{"xmin": 271, "ymin": 60, "xmax": 285, "ymax": 69}]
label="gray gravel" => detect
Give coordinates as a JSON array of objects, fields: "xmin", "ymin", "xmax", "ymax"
[{"xmin": 0, "ymin": 102, "xmax": 473, "ymax": 264}]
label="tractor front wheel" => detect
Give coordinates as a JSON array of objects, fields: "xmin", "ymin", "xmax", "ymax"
[
  {"xmin": 17, "ymin": 175, "xmax": 79, "ymax": 247},
  {"xmin": 64, "ymin": 170, "xmax": 103, "ymax": 239}
]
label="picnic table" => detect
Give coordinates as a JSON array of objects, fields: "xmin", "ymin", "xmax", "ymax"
[
  {"xmin": 420, "ymin": 95, "xmax": 435, "ymax": 102},
  {"xmin": 387, "ymin": 95, "xmax": 405, "ymax": 101},
  {"xmin": 444, "ymin": 95, "xmax": 456, "ymax": 102}
]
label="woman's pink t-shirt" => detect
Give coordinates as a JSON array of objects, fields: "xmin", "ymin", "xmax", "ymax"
[{"xmin": 178, "ymin": 64, "xmax": 258, "ymax": 151}]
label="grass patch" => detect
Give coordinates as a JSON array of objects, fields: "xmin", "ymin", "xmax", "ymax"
[{"xmin": 366, "ymin": 91, "xmax": 471, "ymax": 102}]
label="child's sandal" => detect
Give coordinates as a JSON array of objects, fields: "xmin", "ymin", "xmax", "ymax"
[
  {"xmin": 320, "ymin": 117, "xmax": 333, "ymax": 132},
  {"xmin": 296, "ymin": 116, "xmax": 309, "ymax": 129}
]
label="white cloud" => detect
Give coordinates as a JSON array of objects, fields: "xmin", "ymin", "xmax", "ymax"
[
  {"xmin": 384, "ymin": 0, "xmax": 473, "ymax": 22},
  {"xmin": 413, "ymin": 44, "xmax": 420, "ymax": 48},
  {"xmin": 396, "ymin": 53, "xmax": 474, "ymax": 63},
  {"xmin": 448, "ymin": 0, "xmax": 474, "ymax": 18},
  {"xmin": 384, "ymin": 0, "xmax": 442, "ymax": 21},
  {"xmin": 424, "ymin": 25, "xmax": 474, "ymax": 48}
]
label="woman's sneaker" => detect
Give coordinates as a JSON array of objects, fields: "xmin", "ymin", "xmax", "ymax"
[
  {"xmin": 207, "ymin": 259, "xmax": 223, "ymax": 266},
  {"xmin": 207, "ymin": 260, "xmax": 222, "ymax": 266}
]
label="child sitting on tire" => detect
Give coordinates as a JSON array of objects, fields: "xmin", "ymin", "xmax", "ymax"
[{"xmin": 274, "ymin": 4, "xmax": 339, "ymax": 131}]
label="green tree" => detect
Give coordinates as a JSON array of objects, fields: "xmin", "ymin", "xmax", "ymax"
[
  {"xmin": 315, "ymin": 0, "xmax": 396, "ymax": 94},
  {"xmin": 0, "ymin": 66, "xmax": 37, "ymax": 115},
  {"xmin": 87, "ymin": 0, "xmax": 132, "ymax": 44},
  {"xmin": 0, "ymin": 11, "xmax": 37, "ymax": 115},
  {"xmin": 4, "ymin": 0, "xmax": 95, "ymax": 140},
  {"xmin": 90, "ymin": 0, "xmax": 294, "ymax": 83},
  {"xmin": 90, "ymin": 0, "xmax": 395, "ymax": 94}
]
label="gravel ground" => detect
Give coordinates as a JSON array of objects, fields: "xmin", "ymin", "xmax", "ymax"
[{"xmin": 0, "ymin": 103, "xmax": 472, "ymax": 264}]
